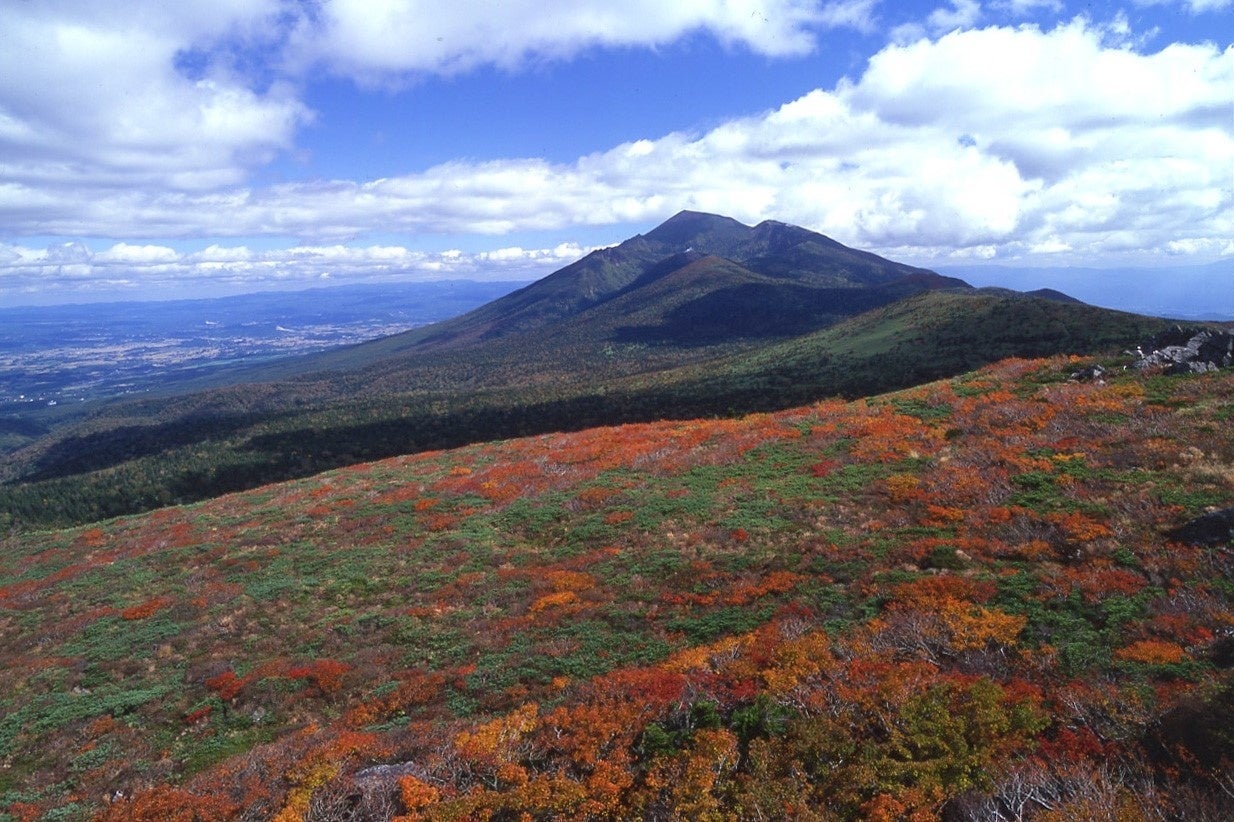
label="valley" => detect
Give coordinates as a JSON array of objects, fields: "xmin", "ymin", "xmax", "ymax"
[{"xmin": 0, "ymin": 281, "xmax": 527, "ymax": 410}]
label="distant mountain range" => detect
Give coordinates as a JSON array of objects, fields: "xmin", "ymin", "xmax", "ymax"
[
  {"xmin": 941, "ymin": 260, "xmax": 1234, "ymax": 321},
  {"xmin": 0, "ymin": 211, "xmax": 1171, "ymax": 529}
]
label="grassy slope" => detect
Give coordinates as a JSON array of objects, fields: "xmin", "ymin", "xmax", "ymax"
[{"xmin": 2, "ymin": 354, "xmax": 1234, "ymax": 818}]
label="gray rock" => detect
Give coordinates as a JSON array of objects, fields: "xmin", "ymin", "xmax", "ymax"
[
  {"xmin": 1153, "ymin": 325, "xmax": 1205, "ymax": 349},
  {"xmin": 1150, "ymin": 325, "xmax": 1199, "ymax": 348},
  {"xmin": 1199, "ymin": 333, "xmax": 1234, "ymax": 367},
  {"xmin": 1168, "ymin": 360, "xmax": 1217, "ymax": 375},
  {"xmin": 1070, "ymin": 364, "xmax": 1108, "ymax": 381},
  {"xmin": 1132, "ymin": 328, "xmax": 1234, "ymax": 374},
  {"xmin": 1168, "ymin": 507, "xmax": 1234, "ymax": 546},
  {"xmin": 355, "ymin": 761, "xmax": 432, "ymax": 783}
]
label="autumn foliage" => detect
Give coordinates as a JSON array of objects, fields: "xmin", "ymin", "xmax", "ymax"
[{"xmin": 4, "ymin": 355, "xmax": 1234, "ymax": 819}]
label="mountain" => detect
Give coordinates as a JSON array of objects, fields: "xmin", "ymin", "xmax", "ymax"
[
  {"xmin": 0, "ymin": 212, "xmax": 1170, "ymax": 529},
  {"xmin": 4, "ymin": 355, "xmax": 1234, "ymax": 819},
  {"xmin": 267, "ymin": 210, "xmax": 962, "ymax": 373},
  {"xmin": 412, "ymin": 210, "xmax": 949, "ymax": 345}
]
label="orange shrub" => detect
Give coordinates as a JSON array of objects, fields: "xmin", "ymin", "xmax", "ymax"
[
  {"xmin": 1114, "ymin": 640, "xmax": 1187, "ymax": 665},
  {"xmin": 287, "ymin": 659, "xmax": 352, "ymax": 694},
  {"xmin": 546, "ymin": 570, "xmax": 596, "ymax": 592},
  {"xmin": 883, "ymin": 473, "xmax": 923, "ymax": 502},
  {"xmin": 397, "ymin": 775, "xmax": 441, "ymax": 816},
  {"xmin": 530, "ymin": 591, "xmax": 581, "ymax": 613},
  {"xmin": 121, "ymin": 596, "xmax": 171, "ymax": 620}
]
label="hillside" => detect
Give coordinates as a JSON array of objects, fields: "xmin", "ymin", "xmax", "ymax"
[
  {"xmin": 0, "ymin": 289, "xmax": 1168, "ymax": 531},
  {"xmin": 3, "ymin": 354, "xmax": 1234, "ymax": 819}
]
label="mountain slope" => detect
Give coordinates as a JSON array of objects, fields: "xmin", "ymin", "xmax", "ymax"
[
  {"xmin": 3, "ymin": 356, "xmax": 1233, "ymax": 819},
  {"xmin": 0, "ymin": 289, "xmax": 1170, "ymax": 530}
]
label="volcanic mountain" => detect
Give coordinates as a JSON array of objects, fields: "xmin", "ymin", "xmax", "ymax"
[{"xmin": 288, "ymin": 210, "xmax": 968, "ymax": 376}]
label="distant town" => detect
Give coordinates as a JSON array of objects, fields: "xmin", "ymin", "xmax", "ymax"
[
  {"xmin": 0, "ymin": 320, "xmax": 417, "ymax": 406},
  {"xmin": 0, "ymin": 280, "xmax": 526, "ymax": 407}
]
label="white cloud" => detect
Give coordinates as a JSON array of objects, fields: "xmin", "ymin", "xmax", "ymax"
[
  {"xmin": 1135, "ymin": 0, "xmax": 1232, "ymax": 13},
  {"xmin": 928, "ymin": 0, "xmax": 983, "ymax": 32},
  {"xmin": 94, "ymin": 243, "xmax": 180, "ymax": 264},
  {"xmin": 192, "ymin": 245, "xmax": 255, "ymax": 263},
  {"xmin": 0, "ymin": 1, "xmax": 309, "ymax": 192},
  {"xmin": 0, "ymin": 1, "xmax": 860, "ymax": 255},
  {"xmin": 891, "ymin": 0, "xmax": 983, "ymax": 41},
  {"xmin": 2, "ymin": 12, "xmax": 1231, "ymax": 300},
  {"xmin": 816, "ymin": 0, "xmax": 883, "ymax": 33},
  {"xmin": 1167, "ymin": 238, "xmax": 1234, "ymax": 256},
  {"xmin": 7, "ymin": 20, "xmax": 1230, "ymax": 270},
  {"xmin": 994, "ymin": 0, "xmax": 1063, "ymax": 13},
  {"xmin": 287, "ymin": 0, "xmax": 848, "ymax": 82}
]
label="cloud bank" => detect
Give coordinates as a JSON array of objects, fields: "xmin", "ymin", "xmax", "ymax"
[
  {"xmin": 0, "ymin": 0, "xmax": 849, "ymax": 197},
  {"xmin": 6, "ymin": 20, "xmax": 1231, "ymax": 254},
  {"xmin": 0, "ymin": 240, "xmax": 590, "ymax": 303}
]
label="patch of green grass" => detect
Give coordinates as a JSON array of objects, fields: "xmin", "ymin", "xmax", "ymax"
[
  {"xmin": 0, "ymin": 682, "xmax": 176, "ymax": 758},
  {"xmin": 889, "ymin": 397, "xmax": 953, "ymax": 422},
  {"xmin": 666, "ymin": 605, "xmax": 774, "ymax": 643},
  {"xmin": 395, "ymin": 620, "xmax": 473, "ymax": 668},
  {"xmin": 814, "ymin": 463, "xmax": 891, "ymax": 495},
  {"xmin": 177, "ymin": 722, "xmax": 279, "ymax": 777},
  {"xmin": 1157, "ymin": 486, "xmax": 1227, "ymax": 514},
  {"xmin": 497, "ymin": 496, "xmax": 570, "ymax": 537},
  {"xmin": 59, "ymin": 615, "xmax": 182, "ymax": 662}
]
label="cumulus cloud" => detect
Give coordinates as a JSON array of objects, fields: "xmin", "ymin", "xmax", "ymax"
[
  {"xmin": 928, "ymin": 0, "xmax": 984, "ymax": 32},
  {"xmin": 994, "ymin": 0, "xmax": 1064, "ymax": 13},
  {"xmin": 0, "ymin": 0, "xmax": 859, "ymax": 256},
  {"xmin": 890, "ymin": 0, "xmax": 983, "ymax": 42},
  {"xmin": 287, "ymin": 0, "xmax": 854, "ymax": 81},
  {"xmin": 1135, "ymin": 0, "xmax": 1232, "ymax": 13},
  {"xmin": 93, "ymin": 244, "xmax": 180, "ymax": 264},
  {"xmin": 0, "ymin": 1, "xmax": 309, "ymax": 192},
  {"xmin": 809, "ymin": 0, "xmax": 882, "ymax": 34},
  {"xmin": 1, "ymin": 8, "xmax": 1231, "ymax": 304}
]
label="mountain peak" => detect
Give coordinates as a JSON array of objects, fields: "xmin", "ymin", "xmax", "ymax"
[
  {"xmin": 657, "ymin": 209, "xmax": 739, "ymax": 227},
  {"xmin": 642, "ymin": 210, "xmax": 752, "ymax": 250}
]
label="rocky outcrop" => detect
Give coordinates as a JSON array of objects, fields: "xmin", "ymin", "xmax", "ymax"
[
  {"xmin": 1168, "ymin": 507, "xmax": 1234, "ymax": 547},
  {"xmin": 1070, "ymin": 364, "xmax": 1108, "ymax": 382},
  {"xmin": 1131, "ymin": 326, "xmax": 1234, "ymax": 374}
]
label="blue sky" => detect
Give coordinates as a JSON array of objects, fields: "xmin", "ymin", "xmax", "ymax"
[{"xmin": 0, "ymin": 0, "xmax": 1230, "ymax": 304}]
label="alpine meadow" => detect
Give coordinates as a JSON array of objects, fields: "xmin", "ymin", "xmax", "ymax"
[{"xmin": 2, "ymin": 1, "xmax": 1233, "ymax": 820}]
